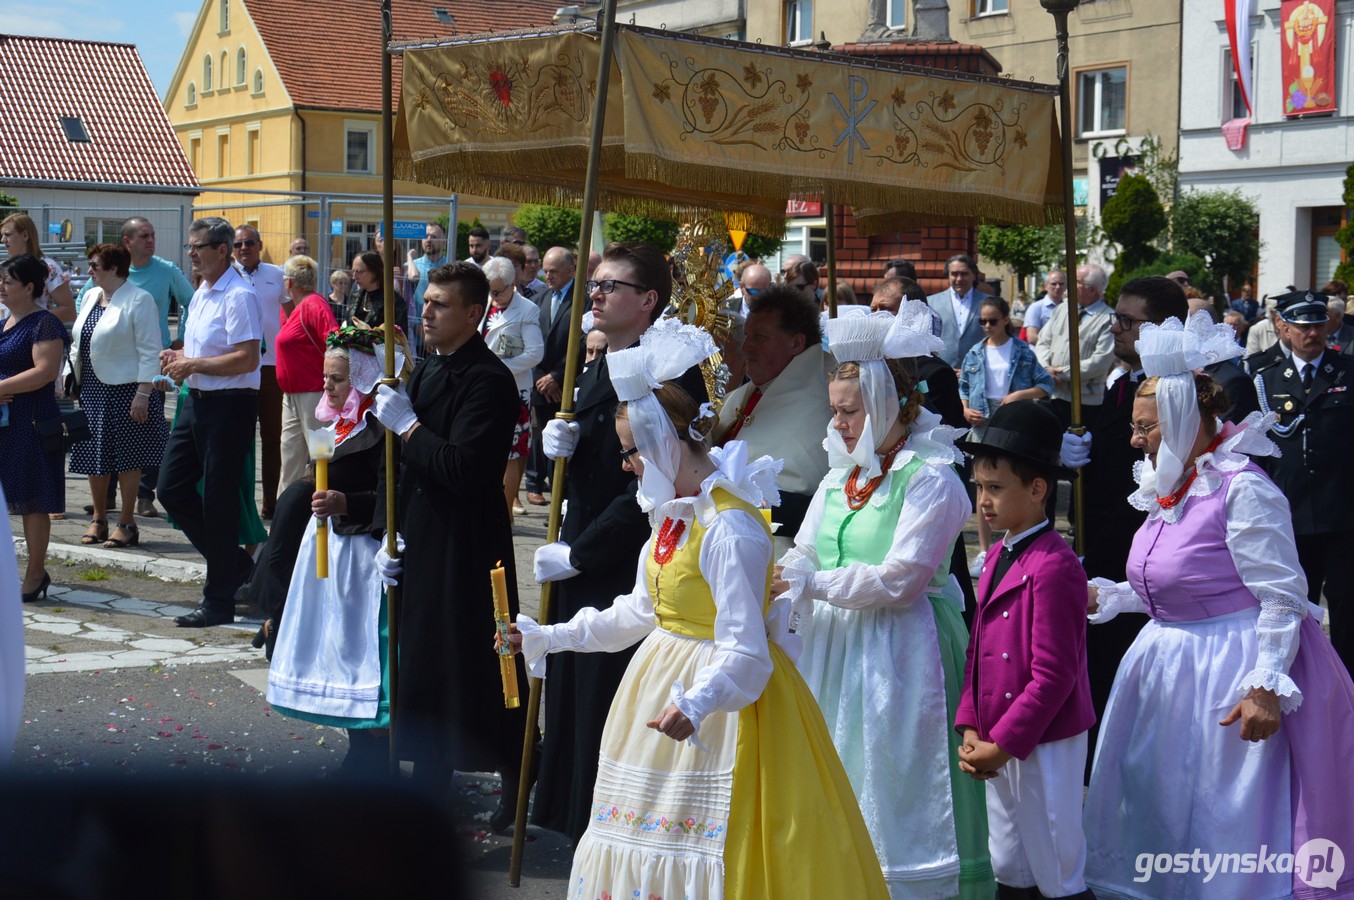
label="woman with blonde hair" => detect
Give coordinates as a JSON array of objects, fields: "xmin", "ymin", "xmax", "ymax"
[{"xmin": 0, "ymin": 214, "xmax": 75, "ymax": 324}]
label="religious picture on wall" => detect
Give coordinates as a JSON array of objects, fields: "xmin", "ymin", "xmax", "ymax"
[{"xmin": 1281, "ymin": 0, "xmax": 1336, "ymax": 116}]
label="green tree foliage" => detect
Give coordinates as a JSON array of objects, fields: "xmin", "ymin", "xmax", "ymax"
[
  {"xmin": 1171, "ymin": 189, "xmax": 1260, "ymax": 288},
  {"xmin": 514, "ymin": 204, "xmax": 583, "ymax": 252},
  {"xmin": 1124, "ymin": 251, "xmax": 1218, "ymax": 300},
  {"xmin": 740, "ymin": 232, "xmax": 783, "ymax": 261},
  {"xmin": 0, "ymin": 192, "xmax": 17, "ymax": 216},
  {"xmin": 602, "ymin": 213, "xmax": 681, "ymax": 254},
  {"xmin": 977, "ymin": 223, "xmax": 1064, "ymax": 283},
  {"xmin": 1334, "ymin": 162, "xmax": 1354, "ymax": 286},
  {"xmin": 1101, "ymin": 173, "xmax": 1167, "ymax": 303}
]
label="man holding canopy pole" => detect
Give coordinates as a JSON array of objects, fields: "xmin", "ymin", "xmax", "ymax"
[{"xmin": 370, "ymin": 261, "xmax": 526, "ymax": 808}]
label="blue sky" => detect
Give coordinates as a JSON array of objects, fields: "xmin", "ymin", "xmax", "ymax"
[{"xmin": 2, "ymin": 0, "xmax": 203, "ymax": 100}]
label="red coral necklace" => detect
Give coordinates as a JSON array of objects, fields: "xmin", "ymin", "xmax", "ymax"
[
  {"xmin": 653, "ymin": 516, "xmax": 687, "ymax": 565},
  {"xmin": 844, "ymin": 434, "xmax": 909, "ymax": 510},
  {"xmin": 1156, "ymin": 434, "xmax": 1224, "ymax": 510}
]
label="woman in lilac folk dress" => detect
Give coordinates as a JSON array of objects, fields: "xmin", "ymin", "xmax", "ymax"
[{"xmin": 1083, "ymin": 312, "xmax": 1354, "ymax": 900}]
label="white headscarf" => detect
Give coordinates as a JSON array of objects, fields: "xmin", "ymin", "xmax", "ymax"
[
  {"xmin": 607, "ymin": 318, "xmax": 718, "ymax": 518},
  {"xmin": 822, "ymin": 302, "xmax": 944, "ymax": 477},
  {"xmin": 1135, "ymin": 311, "xmax": 1244, "ymax": 499}
]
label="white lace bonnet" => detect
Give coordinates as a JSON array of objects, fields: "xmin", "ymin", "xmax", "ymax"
[
  {"xmin": 1135, "ymin": 310, "xmax": 1244, "ymax": 499},
  {"xmin": 607, "ymin": 318, "xmax": 718, "ymax": 515}
]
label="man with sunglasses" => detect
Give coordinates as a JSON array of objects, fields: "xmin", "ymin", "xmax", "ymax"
[
  {"xmin": 232, "ymin": 226, "xmax": 286, "ymax": 518},
  {"xmin": 158, "ymin": 217, "xmax": 262, "ymax": 627},
  {"xmin": 736, "ymin": 262, "xmax": 772, "ymax": 319}
]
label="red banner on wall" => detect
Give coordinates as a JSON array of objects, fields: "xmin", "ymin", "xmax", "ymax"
[{"xmin": 1281, "ymin": 0, "xmax": 1337, "ymax": 116}]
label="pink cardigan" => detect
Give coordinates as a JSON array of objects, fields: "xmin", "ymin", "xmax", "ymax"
[{"xmin": 955, "ymin": 530, "xmax": 1096, "ymax": 760}]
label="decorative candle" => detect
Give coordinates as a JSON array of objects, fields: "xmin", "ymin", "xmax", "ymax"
[
  {"xmin": 491, "ymin": 560, "xmax": 520, "ymax": 709},
  {"xmin": 308, "ymin": 427, "xmax": 337, "ymax": 579}
]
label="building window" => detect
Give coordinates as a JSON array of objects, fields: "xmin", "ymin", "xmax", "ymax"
[
  {"xmin": 189, "ymin": 135, "xmax": 202, "ymax": 172},
  {"xmin": 886, "ymin": 0, "xmax": 905, "ymax": 30},
  {"xmin": 252, "ymin": 68, "xmax": 264, "ymax": 94},
  {"xmin": 59, "ymin": 116, "xmax": 90, "ymax": 143},
  {"xmin": 221, "ymin": 51, "xmax": 228, "ymax": 88},
  {"xmin": 1222, "ymin": 49, "xmax": 1248, "ymax": 121},
  {"xmin": 344, "ymin": 121, "xmax": 376, "ymax": 173},
  {"xmin": 246, "ymin": 126, "xmax": 261, "ymax": 175},
  {"xmin": 236, "ymin": 48, "xmax": 247, "ymax": 86},
  {"xmin": 217, "ymin": 131, "xmax": 230, "ymax": 178},
  {"xmin": 186, "ymin": 82, "xmax": 197, "ymax": 107},
  {"xmin": 219, "ymin": 0, "xmax": 229, "ymax": 34},
  {"xmin": 974, "ymin": 0, "xmax": 1008, "ymax": 14},
  {"xmin": 203, "ymin": 55, "xmax": 213, "ymax": 91},
  {"xmin": 84, "ymin": 218, "xmax": 125, "ymax": 248},
  {"xmin": 786, "ymin": 0, "xmax": 812, "ymax": 45},
  {"xmin": 1077, "ymin": 66, "xmax": 1127, "ymax": 138}
]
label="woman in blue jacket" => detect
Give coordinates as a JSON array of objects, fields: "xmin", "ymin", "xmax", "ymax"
[{"xmin": 959, "ymin": 296, "xmax": 1055, "ymax": 569}]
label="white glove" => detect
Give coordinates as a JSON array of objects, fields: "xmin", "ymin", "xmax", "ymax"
[
  {"xmin": 373, "ymin": 384, "xmax": 418, "ymax": 436},
  {"xmin": 374, "ymin": 534, "xmax": 406, "ymax": 587},
  {"xmin": 1061, "ymin": 430, "xmax": 1092, "ymax": 468},
  {"xmin": 533, "ymin": 541, "xmax": 580, "ymax": 583},
  {"xmin": 543, "ymin": 419, "xmax": 580, "ymax": 460}
]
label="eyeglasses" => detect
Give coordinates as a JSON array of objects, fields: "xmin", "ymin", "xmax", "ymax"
[
  {"xmin": 233, "ymin": 239, "xmax": 258, "ymax": 249},
  {"xmin": 183, "ymin": 241, "xmax": 222, "ymax": 252},
  {"xmin": 586, "ymin": 279, "xmax": 647, "ymax": 295},
  {"xmin": 744, "ymin": 286, "xmax": 763, "ymax": 297},
  {"xmin": 978, "ymin": 318, "xmax": 1002, "ymax": 326},
  {"xmin": 1113, "ymin": 312, "xmax": 1149, "ymax": 329},
  {"xmin": 619, "ymin": 446, "xmax": 639, "ymax": 461},
  {"xmin": 1129, "ymin": 421, "xmax": 1161, "ymax": 439}
]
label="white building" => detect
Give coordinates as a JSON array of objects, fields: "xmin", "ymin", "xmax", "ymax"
[{"xmin": 1177, "ymin": 0, "xmax": 1352, "ymax": 294}]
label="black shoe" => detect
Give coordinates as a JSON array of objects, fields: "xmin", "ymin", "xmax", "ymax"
[
  {"xmin": 21, "ymin": 572, "xmax": 51, "ymax": 603},
  {"xmin": 174, "ymin": 606, "xmax": 234, "ymax": 628}
]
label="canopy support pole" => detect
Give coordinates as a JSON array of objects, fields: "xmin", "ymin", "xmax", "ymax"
[
  {"xmin": 825, "ymin": 203, "xmax": 838, "ymax": 319},
  {"xmin": 509, "ymin": 0, "xmax": 622, "ymax": 885}
]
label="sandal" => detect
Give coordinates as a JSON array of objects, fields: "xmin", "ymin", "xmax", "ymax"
[
  {"xmin": 104, "ymin": 522, "xmax": 139, "ymax": 549},
  {"xmin": 80, "ymin": 519, "xmax": 109, "ymax": 545}
]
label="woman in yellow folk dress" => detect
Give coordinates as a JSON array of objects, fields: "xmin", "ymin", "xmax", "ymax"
[{"xmin": 509, "ymin": 320, "xmax": 888, "ymax": 900}]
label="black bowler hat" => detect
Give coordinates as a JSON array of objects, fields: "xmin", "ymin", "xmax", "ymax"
[
  {"xmin": 958, "ymin": 400, "xmax": 1078, "ymax": 480},
  {"xmin": 1275, "ymin": 290, "xmax": 1329, "ymax": 325}
]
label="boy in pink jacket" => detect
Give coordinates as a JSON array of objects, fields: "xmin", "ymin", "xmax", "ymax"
[{"xmin": 955, "ymin": 400, "xmax": 1095, "ymax": 900}]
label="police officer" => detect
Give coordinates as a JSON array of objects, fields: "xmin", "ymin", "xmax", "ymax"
[{"xmin": 1253, "ymin": 290, "xmax": 1354, "ymax": 674}]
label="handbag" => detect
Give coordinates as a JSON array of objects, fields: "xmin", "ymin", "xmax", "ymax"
[
  {"xmin": 35, "ymin": 410, "xmax": 92, "ymax": 454},
  {"xmin": 61, "ymin": 342, "xmax": 80, "ymax": 401}
]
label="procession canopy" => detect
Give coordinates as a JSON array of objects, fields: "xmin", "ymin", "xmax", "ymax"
[{"xmin": 394, "ymin": 25, "xmax": 1064, "ymax": 235}]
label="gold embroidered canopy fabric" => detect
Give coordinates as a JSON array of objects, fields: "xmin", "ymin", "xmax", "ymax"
[{"xmin": 397, "ymin": 26, "xmax": 1063, "ymax": 234}]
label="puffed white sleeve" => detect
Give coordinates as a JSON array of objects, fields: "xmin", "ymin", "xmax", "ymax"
[
  {"xmin": 790, "ymin": 462, "xmax": 970, "ymax": 611},
  {"xmin": 774, "ymin": 479, "xmax": 827, "ymax": 626},
  {"xmin": 516, "ymin": 540, "xmax": 657, "ymax": 679},
  {"xmin": 669, "ymin": 510, "xmax": 775, "ymax": 744},
  {"xmin": 1087, "ymin": 578, "xmax": 1150, "ymax": 624},
  {"xmin": 1224, "ymin": 470, "xmax": 1310, "ymax": 713}
]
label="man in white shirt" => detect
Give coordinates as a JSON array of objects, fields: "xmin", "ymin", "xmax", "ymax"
[
  {"xmin": 465, "ymin": 225, "xmax": 491, "ymax": 268},
  {"xmin": 928, "ymin": 253, "xmax": 987, "ymax": 368},
  {"xmin": 232, "ymin": 225, "xmax": 286, "ymax": 517},
  {"xmin": 159, "ymin": 217, "xmax": 263, "ymax": 628},
  {"xmin": 1022, "ymin": 270, "xmax": 1066, "ymax": 345}
]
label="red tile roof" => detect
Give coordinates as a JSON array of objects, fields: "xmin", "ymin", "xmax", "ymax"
[
  {"xmin": 243, "ymin": 0, "xmax": 565, "ymax": 112},
  {"xmin": 835, "ymin": 40, "xmax": 1002, "ymax": 76},
  {"xmin": 0, "ymin": 34, "xmax": 199, "ymax": 188}
]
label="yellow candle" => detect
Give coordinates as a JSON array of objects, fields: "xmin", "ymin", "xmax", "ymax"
[
  {"xmin": 759, "ymin": 507, "xmax": 773, "ymax": 526},
  {"xmin": 491, "ymin": 561, "xmax": 520, "ymax": 708},
  {"xmin": 315, "ymin": 458, "xmax": 329, "ymax": 579}
]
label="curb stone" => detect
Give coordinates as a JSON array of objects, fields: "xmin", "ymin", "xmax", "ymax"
[{"xmin": 13, "ymin": 537, "xmax": 206, "ymax": 582}]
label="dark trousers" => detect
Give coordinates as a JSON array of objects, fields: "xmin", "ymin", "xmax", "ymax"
[
  {"xmin": 158, "ymin": 390, "xmax": 258, "ymax": 614},
  {"xmin": 526, "ymin": 402, "xmax": 558, "ymax": 493},
  {"xmin": 259, "ymin": 365, "xmax": 283, "ymax": 514},
  {"xmin": 1295, "ymin": 530, "xmax": 1354, "ymax": 675}
]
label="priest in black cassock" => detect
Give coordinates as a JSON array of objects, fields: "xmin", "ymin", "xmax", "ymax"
[{"xmin": 372, "ymin": 261, "xmax": 525, "ymax": 801}]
